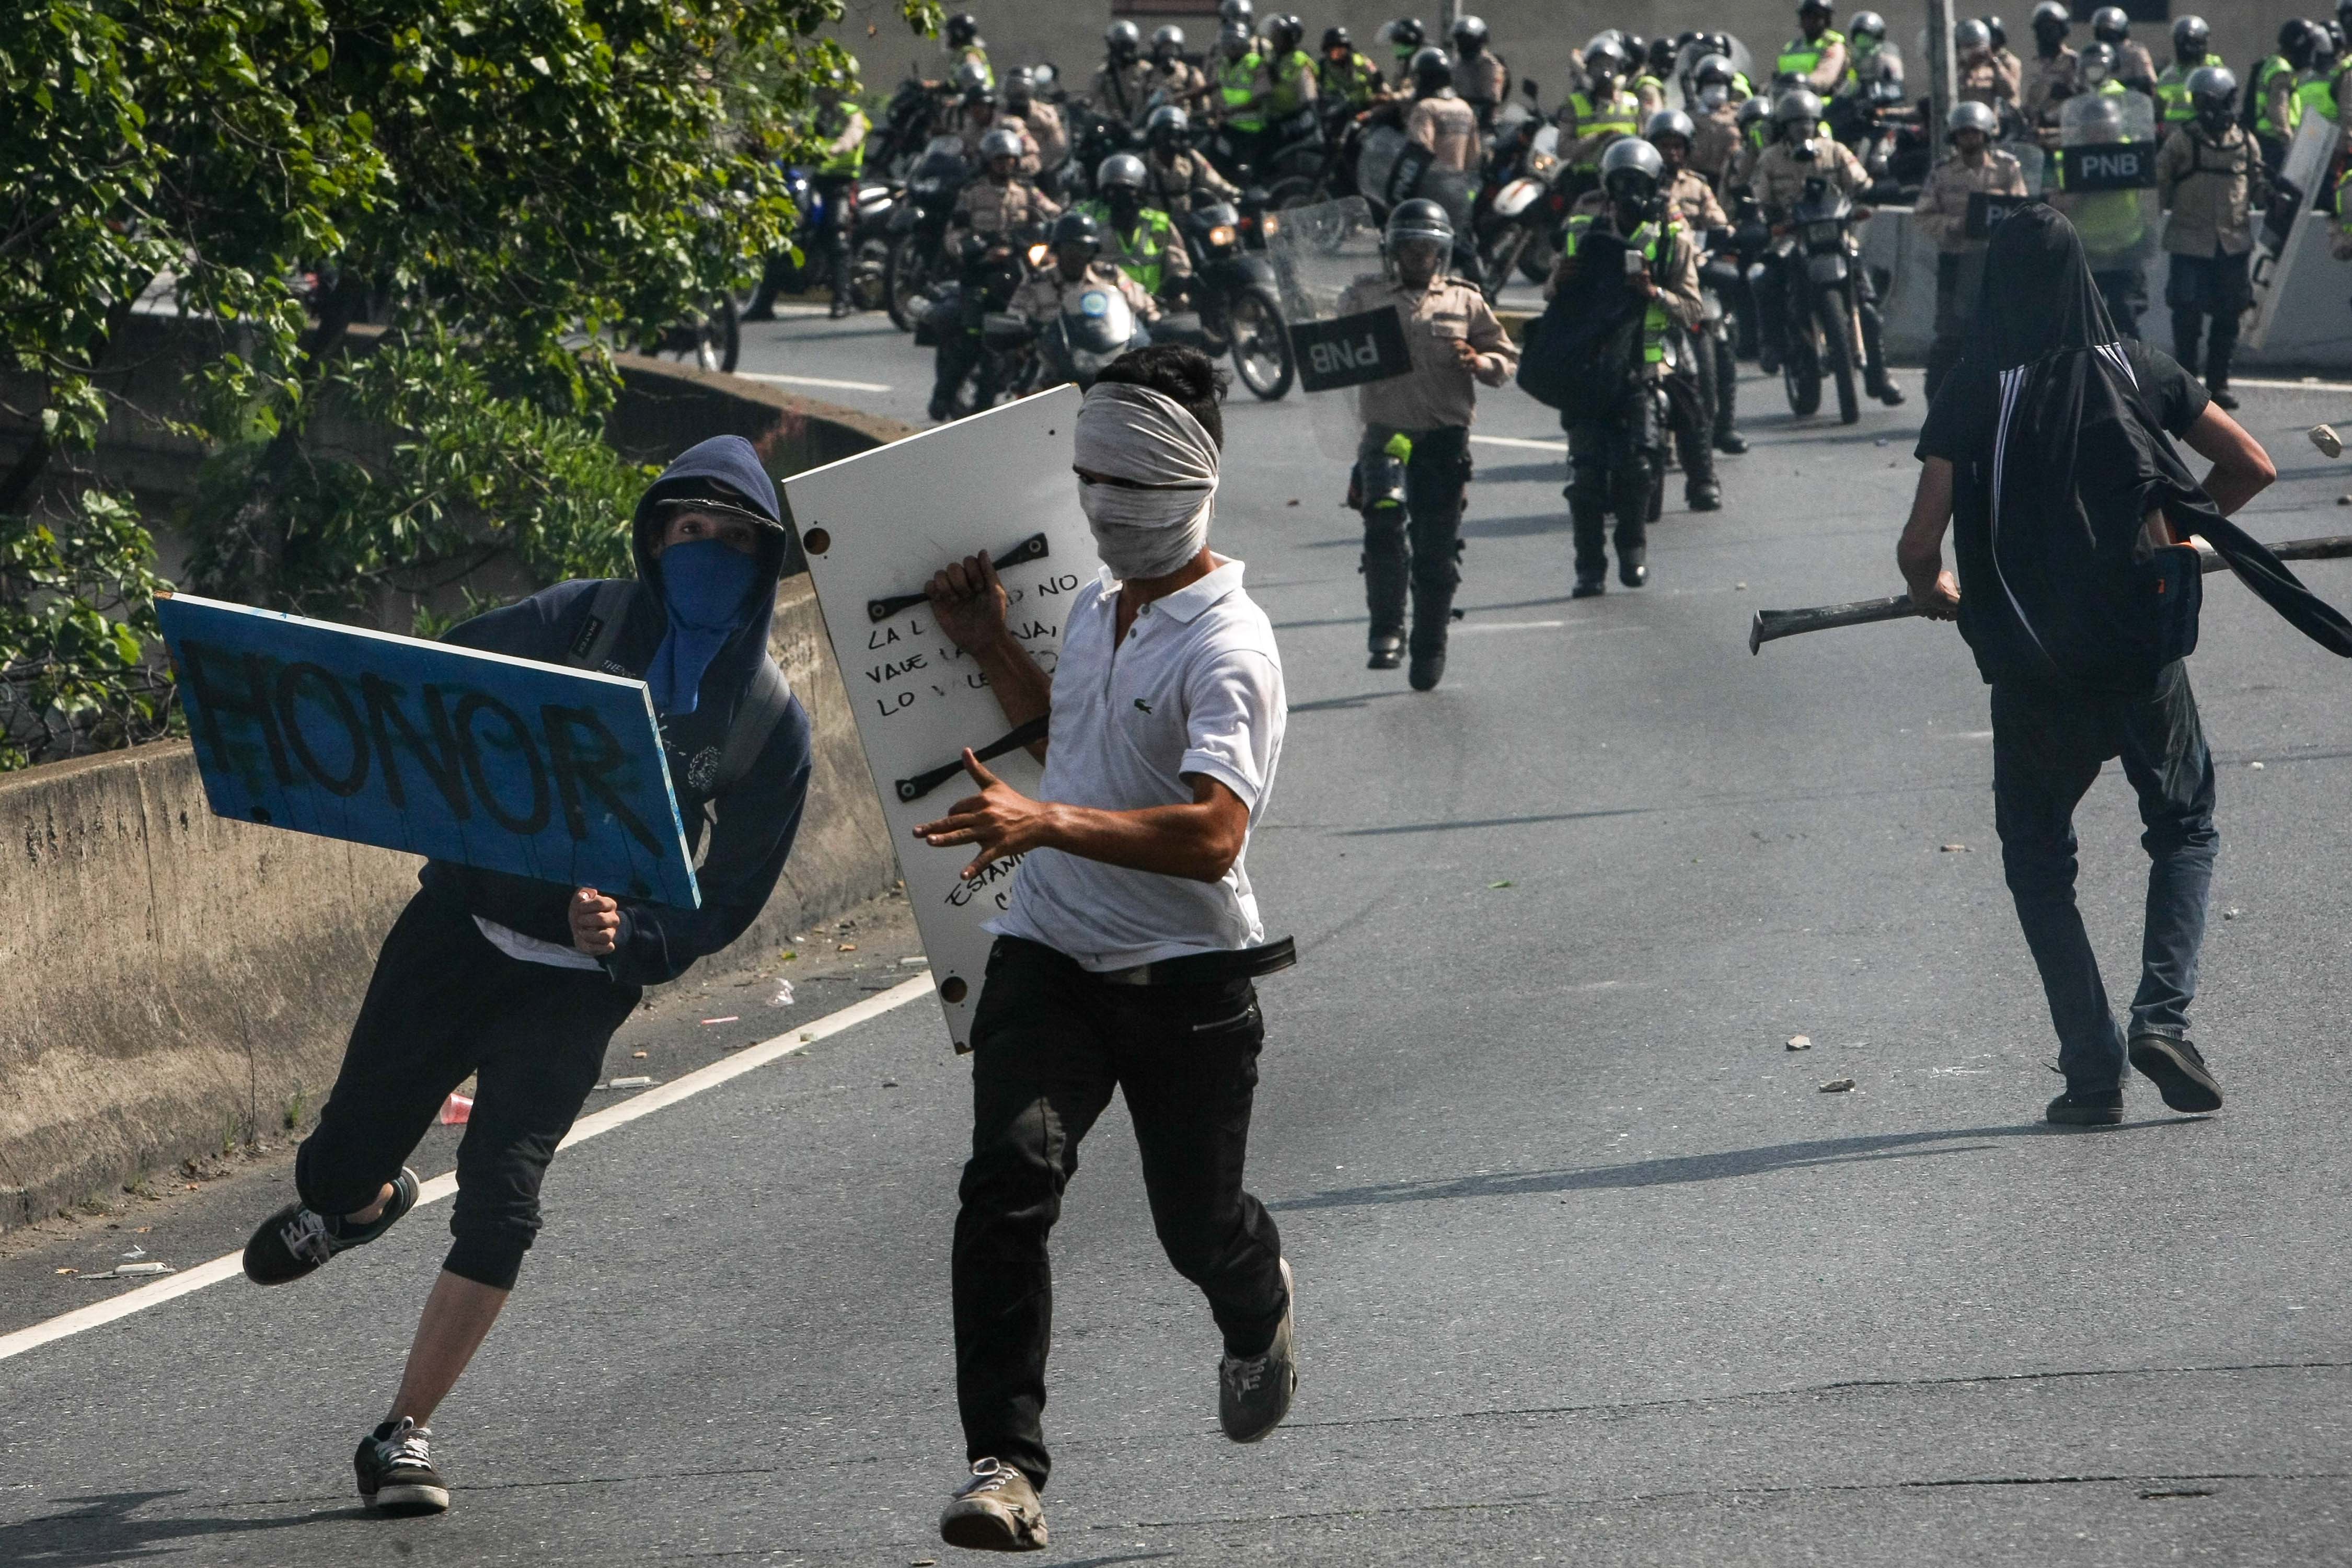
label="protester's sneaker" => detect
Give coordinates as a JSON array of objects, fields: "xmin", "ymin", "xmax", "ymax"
[
  {"xmin": 2045, "ymin": 1088, "xmax": 2125, "ymax": 1126},
  {"xmin": 242, "ymin": 1168, "xmax": 420, "ymax": 1285},
  {"xmin": 354, "ymin": 1417, "xmax": 449, "ymax": 1515},
  {"xmin": 1219, "ymin": 1257, "xmax": 1298, "ymax": 1443},
  {"xmin": 938, "ymin": 1457, "xmax": 1047, "ymax": 1552},
  {"xmin": 2129, "ymin": 1034, "xmax": 2223, "ymax": 1114}
]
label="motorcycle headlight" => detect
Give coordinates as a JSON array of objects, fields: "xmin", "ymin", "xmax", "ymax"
[
  {"xmin": 1258, "ymin": 213, "xmax": 1281, "ymax": 238},
  {"xmin": 1530, "ymin": 151, "xmax": 1558, "ymax": 175},
  {"xmin": 1027, "ymin": 243, "xmax": 1050, "ymax": 267},
  {"xmin": 911, "ymin": 177, "xmax": 941, "ymax": 197},
  {"xmin": 1207, "ymin": 223, "xmax": 1237, "ymax": 249}
]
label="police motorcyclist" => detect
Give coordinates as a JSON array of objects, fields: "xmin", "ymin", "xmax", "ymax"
[
  {"xmin": 1779, "ymin": 0, "xmax": 1849, "ymax": 94},
  {"xmin": 745, "ymin": 64, "xmax": 870, "ymax": 322},
  {"xmin": 1840, "ymin": 12, "xmax": 1898, "ymax": 98},
  {"xmin": 1984, "ymin": 13, "xmax": 2026, "ymax": 103},
  {"xmin": 2090, "ymin": 5, "xmax": 2159, "ymax": 99},
  {"xmin": 1380, "ymin": 17, "xmax": 1428, "ymax": 89},
  {"xmin": 1911, "ymin": 100, "xmax": 2027, "ymax": 398},
  {"xmin": 1003, "ymin": 68, "xmax": 1067, "ymax": 188},
  {"xmin": 2022, "ymin": 2, "xmax": 2079, "ymax": 130},
  {"xmin": 2154, "ymin": 16, "xmax": 2220, "ymax": 131},
  {"xmin": 1008, "ymin": 209, "xmax": 1161, "ymax": 332},
  {"xmin": 1259, "ymin": 13, "xmax": 1320, "ymax": 139},
  {"xmin": 930, "ymin": 126, "xmax": 1061, "ymax": 422},
  {"xmin": 1632, "ymin": 36, "xmax": 1676, "ymax": 118},
  {"xmin": 1214, "ymin": 21, "xmax": 1274, "ymax": 174},
  {"xmin": 944, "ymin": 67, "xmax": 1039, "ymax": 167},
  {"xmin": 1749, "ymin": 88, "xmax": 1904, "ymax": 405},
  {"xmin": 1561, "ymin": 40, "xmax": 1644, "ymax": 190},
  {"xmin": 1318, "ymin": 26, "xmax": 1388, "ymax": 112},
  {"xmin": 1646, "ymin": 109, "xmax": 1746, "ymax": 459},
  {"xmin": 1146, "ymin": 25, "xmax": 1208, "ymax": 110},
  {"xmin": 2253, "ymin": 21, "xmax": 2313, "ymax": 174},
  {"xmin": 1450, "ymin": 16, "xmax": 1510, "ymax": 128},
  {"xmin": 1404, "ymin": 47, "xmax": 1479, "ymax": 171},
  {"xmin": 1954, "ymin": 19, "xmax": 2013, "ymax": 110},
  {"xmin": 943, "ymin": 13, "xmax": 993, "ymax": 90},
  {"xmin": 1335, "ymin": 200, "xmax": 1517, "ymax": 688},
  {"xmin": 1140, "ymin": 106, "xmax": 1243, "ymax": 216},
  {"xmin": 1689, "ymin": 54, "xmax": 1748, "ymax": 182},
  {"xmin": 1091, "ymin": 21, "xmax": 1157, "ymax": 125},
  {"xmin": 1077, "ymin": 153, "xmax": 1194, "ymax": 305},
  {"xmin": 1549, "ymin": 138, "xmax": 1708, "ymax": 596},
  {"xmin": 2156, "ymin": 66, "xmax": 2267, "ymax": 409}
]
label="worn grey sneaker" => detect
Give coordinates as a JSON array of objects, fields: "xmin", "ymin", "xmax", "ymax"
[
  {"xmin": 1219, "ymin": 1256, "xmax": 1297, "ymax": 1443},
  {"xmin": 2129, "ymin": 1034, "xmax": 2223, "ymax": 1113},
  {"xmin": 938, "ymin": 1457, "xmax": 1047, "ymax": 1552},
  {"xmin": 354, "ymin": 1416, "xmax": 449, "ymax": 1515}
]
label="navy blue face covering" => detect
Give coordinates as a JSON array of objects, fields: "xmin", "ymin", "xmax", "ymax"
[{"xmin": 648, "ymin": 538, "xmax": 758, "ymax": 716}]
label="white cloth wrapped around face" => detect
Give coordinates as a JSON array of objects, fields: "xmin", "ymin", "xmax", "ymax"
[{"xmin": 1070, "ymin": 382, "xmax": 1219, "ymax": 580}]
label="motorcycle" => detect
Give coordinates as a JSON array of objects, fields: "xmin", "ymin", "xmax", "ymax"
[
  {"xmin": 758, "ymin": 166, "xmax": 894, "ymax": 313},
  {"xmin": 1771, "ymin": 177, "xmax": 1870, "ymax": 424},
  {"xmin": 885, "ymin": 134, "xmax": 971, "ymax": 331},
  {"xmin": 1476, "ymin": 99, "xmax": 1561, "ymax": 298},
  {"xmin": 1182, "ymin": 197, "xmax": 1295, "ymax": 399}
]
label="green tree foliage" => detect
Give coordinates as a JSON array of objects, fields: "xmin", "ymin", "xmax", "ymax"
[{"xmin": 2, "ymin": 0, "xmax": 940, "ymax": 768}]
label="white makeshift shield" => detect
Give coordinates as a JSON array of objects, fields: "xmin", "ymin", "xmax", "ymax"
[
  {"xmin": 783, "ymin": 387, "xmax": 1105, "ymax": 1054},
  {"xmin": 2248, "ymin": 110, "xmax": 2344, "ymax": 351}
]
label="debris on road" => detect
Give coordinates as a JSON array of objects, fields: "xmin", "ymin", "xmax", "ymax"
[
  {"xmin": 770, "ymin": 981, "xmax": 795, "ymax": 1007},
  {"xmin": 2224, "ymin": 907, "xmax": 2242, "ymax": 920},
  {"xmin": 2311, "ymin": 424, "xmax": 2343, "ymax": 458},
  {"xmin": 608, "ymin": 1075, "xmax": 654, "ymax": 1090},
  {"xmin": 1489, "ymin": 879, "xmax": 1515, "ymax": 889},
  {"xmin": 701, "ymin": 1016, "xmax": 740, "ymax": 1025},
  {"xmin": 839, "ymin": 942, "xmax": 858, "ymax": 952},
  {"xmin": 80, "ymin": 1261, "xmax": 176, "ymax": 1280},
  {"xmin": 437, "ymin": 1092, "xmax": 472, "ymax": 1126},
  {"xmin": 883, "ymin": 1079, "xmax": 900, "ymax": 1088},
  {"xmin": 2250, "ymin": 761, "xmax": 2265, "ymax": 770},
  {"xmin": 1940, "ymin": 843, "xmax": 1969, "ymax": 853},
  {"xmin": 901, "ymin": 954, "xmax": 928, "ymax": 966},
  {"xmin": 1735, "ymin": 581, "xmax": 1748, "ymax": 591},
  {"xmin": 1818, "ymin": 1077, "xmax": 1857, "ymax": 1093},
  {"xmin": 1786, "ymin": 1034, "xmax": 1812, "ymax": 1051},
  {"xmin": 631, "ymin": 1050, "xmax": 648, "ymax": 1059}
]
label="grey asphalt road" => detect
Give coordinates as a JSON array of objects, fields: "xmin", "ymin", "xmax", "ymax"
[{"xmin": 8, "ymin": 303, "xmax": 2352, "ymax": 1567}]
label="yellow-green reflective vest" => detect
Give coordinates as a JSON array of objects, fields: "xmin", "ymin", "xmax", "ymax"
[
  {"xmin": 1778, "ymin": 29, "xmax": 1844, "ymax": 83},
  {"xmin": 954, "ymin": 45, "xmax": 995, "ymax": 90},
  {"xmin": 815, "ymin": 104, "xmax": 866, "ymax": 177},
  {"xmin": 1222, "ymin": 52, "xmax": 1266, "ymax": 131},
  {"xmin": 2153, "ymin": 60, "xmax": 2216, "ymax": 124},
  {"xmin": 1569, "ymin": 89, "xmax": 1642, "ymax": 163},
  {"xmin": 2298, "ymin": 72, "xmax": 2337, "ymax": 128},
  {"xmin": 1078, "ymin": 201, "xmax": 1177, "ymax": 295},
  {"xmin": 1561, "ymin": 213, "xmax": 1683, "ymax": 363},
  {"xmin": 2256, "ymin": 55, "xmax": 2301, "ymax": 135},
  {"xmin": 1267, "ymin": 50, "xmax": 1316, "ymax": 117}
]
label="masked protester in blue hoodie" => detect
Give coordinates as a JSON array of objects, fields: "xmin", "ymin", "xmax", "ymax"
[{"xmin": 237, "ymin": 436, "xmax": 814, "ymax": 1517}]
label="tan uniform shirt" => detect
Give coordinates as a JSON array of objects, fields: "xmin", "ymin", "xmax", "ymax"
[
  {"xmin": 2021, "ymin": 47, "xmax": 2079, "ymax": 125},
  {"xmin": 1147, "ymin": 59, "xmax": 1207, "ymax": 110},
  {"xmin": 1404, "ymin": 90, "xmax": 1482, "ymax": 170},
  {"xmin": 944, "ymin": 106, "xmax": 1040, "ymax": 165},
  {"xmin": 1335, "ymin": 273, "xmax": 1518, "ymax": 430},
  {"xmin": 1987, "ymin": 47, "xmax": 2025, "ymax": 103},
  {"xmin": 1452, "ymin": 51, "xmax": 1509, "ymax": 110},
  {"xmin": 1635, "ymin": 77, "xmax": 1669, "ymax": 117},
  {"xmin": 1691, "ymin": 104, "xmax": 1743, "ymax": 181},
  {"xmin": 1010, "ymin": 101, "xmax": 1067, "ymax": 172},
  {"xmin": 1957, "ymin": 53, "xmax": 2011, "ymax": 107},
  {"xmin": 1665, "ymin": 167, "xmax": 1730, "ymax": 231},
  {"xmin": 1142, "ymin": 148, "xmax": 1241, "ymax": 214},
  {"xmin": 1010, "ymin": 259, "xmax": 1161, "ymax": 324},
  {"xmin": 2262, "ymin": 64, "xmax": 2298, "ymax": 140},
  {"xmin": 1911, "ymin": 149, "xmax": 2028, "ymax": 251},
  {"xmin": 949, "ymin": 175, "xmax": 1060, "ymax": 244},
  {"xmin": 1750, "ymin": 136, "xmax": 1871, "ymax": 219},
  {"xmin": 1544, "ymin": 209, "xmax": 1708, "ymax": 336},
  {"xmin": 1800, "ymin": 39, "xmax": 1849, "ymax": 94},
  {"xmin": 2157, "ymin": 123, "xmax": 2262, "ymax": 256},
  {"xmin": 1090, "ymin": 59, "xmax": 1159, "ymax": 123},
  {"xmin": 2115, "ymin": 40, "xmax": 2158, "ymax": 90}
]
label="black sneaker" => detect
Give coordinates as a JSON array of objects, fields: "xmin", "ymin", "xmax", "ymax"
[
  {"xmin": 243, "ymin": 1168, "xmax": 420, "ymax": 1286},
  {"xmin": 2046, "ymin": 1088, "xmax": 2125, "ymax": 1126},
  {"xmin": 355, "ymin": 1417, "xmax": 449, "ymax": 1515},
  {"xmin": 939, "ymin": 1457, "xmax": 1047, "ymax": 1551},
  {"xmin": 2129, "ymin": 1034, "xmax": 2223, "ymax": 1113},
  {"xmin": 1219, "ymin": 1258, "xmax": 1298, "ymax": 1443}
]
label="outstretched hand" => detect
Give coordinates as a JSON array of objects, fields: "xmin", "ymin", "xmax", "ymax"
[{"xmin": 911, "ymin": 751, "xmax": 1058, "ymax": 880}]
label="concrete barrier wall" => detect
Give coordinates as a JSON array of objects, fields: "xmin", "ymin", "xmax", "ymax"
[{"xmin": 0, "ymin": 353, "xmax": 912, "ymax": 1230}]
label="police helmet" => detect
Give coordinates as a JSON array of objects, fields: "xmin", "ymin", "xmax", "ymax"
[
  {"xmin": 2283, "ymin": 18, "xmax": 2320, "ymax": 67},
  {"xmin": 1695, "ymin": 53, "xmax": 1737, "ymax": 87},
  {"xmin": 1002, "ymin": 65, "xmax": 1035, "ymax": 101},
  {"xmin": 1989, "ymin": 15, "xmax": 2011, "ymax": 49},
  {"xmin": 1946, "ymin": 99, "xmax": 1999, "ymax": 140},
  {"xmin": 1146, "ymin": 103, "xmax": 1191, "ymax": 143},
  {"xmin": 2317, "ymin": 25, "xmax": 2344, "ymax": 64},
  {"xmin": 1452, "ymin": 14, "xmax": 1489, "ymax": 50},
  {"xmin": 1647, "ymin": 35, "xmax": 1679, "ymax": 74},
  {"xmin": 1798, "ymin": 0, "xmax": 1833, "ymax": 17},
  {"xmin": 1600, "ymin": 135, "xmax": 1666, "ymax": 204},
  {"xmin": 2030, "ymin": 2, "xmax": 2069, "ymax": 43},
  {"xmin": 1323, "ymin": 26, "xmax": 1351, "ymax": 51},
  {"xmin": 1849, "ymin": 11, "xmax": 1887, "ymax": 44},
  {"xmin": 2090, "ymin": 6, "xmax": 2129, "ymax": 44},
  {"xmin": 1106, "ymin": 20, "xmax": 1142, "ymax": 58},
  {"xmin": 1097, "ymin": 152, "xmax": 1148, "ymax": 192},
  {"xmin": 2172, "ymin": 15, "xmax": 2210, "ymax": 53},
  {"xmin": 1219, "ymin": 21, "xmax": 1253, "ymax": 55},
  {"xmin": 2187, "ymin": 64, "xmax": 2238, "ymax": 119},
  {"xmin": 1954, "ymin": 18, "xmax": 1990, "ymax": 52},
  {"xmin": 2079, "ymin": 41, "xmax": 2117, "ymax": 80},
  {"xmin": 945, "ymin": 12, "xmax": 978, "ymax": 45},
  {"xmin": 1736, "ymin": 95, "xmax": 1772, "ymax": 134},
  {"xmin": 979, "ymin": 125, "xmax": 1026, "ymax": 163},
  {"xmin": 1622, "ymin": 33, "xmax": 1649, "ymax": 66},
  {"xmin": 1382, "ymin": 17, "xmax": 1426, "ymax": 51},
  {"xmin": 1385, "ymin": 197, "xmax": 1456, "ymax": 256},
  {"xmin": 1152, "ymin": 24, "xmax": 1186, "ymax": 53},
  {"xmin": 1772, "ymin": 87, "xmax": 1825, "ymax": 139},
  {"xmin": 1583, "ymin": 38, "xmax": 1629, "ymax": 77},
  {"xmin": 1645, "ymin": 108, "xmax": 1698, "ymax": 148},
  {"xmin": 1051, "ymin": 210, "xmax": 1105, "ymax": 256},
  {"xmin": 1411, "ymin": 46, "xmax": 1455, "ymax": 93},
  {"xmin": 954, "ymin": 60, "xmax": 993, "ymax": 99},
  {"xmin": 1218, "ymin": 0, "xmax": 1254, "ymax": 25},
  {"xmin": 1267, "ymin": 13, "xmax": 1305, "ymax": 52}
]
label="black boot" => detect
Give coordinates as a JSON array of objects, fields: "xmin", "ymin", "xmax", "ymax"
[
  {"xmin": 1406, "ymin": 579, "xmax": 1454, "ymax": 690},
  {"xmin": 1361, "ymin": 531, "xmax": 1409, "ymax": 668},
  {"xmin": 2171, "ymin": 309, "xmax": 2204, "ymax": 382},
  {"xmin": 1569, "ymin": 491, "xmax": 1609, "ymax": 597},
  {"xmin": 1678, "ymin": 414, "xmax": 1720, "ymax": 511},
  {"xmin": 2205, "ymin": 331, "xmax": 2240, "ymax": 410},
  {"xmin": 1617, "ymin": 544, "xmax": 1648, "ymax": 588},
  {"xmin": 1713, "ymin": 341, "xmax": 1748, "ymax": 453}
]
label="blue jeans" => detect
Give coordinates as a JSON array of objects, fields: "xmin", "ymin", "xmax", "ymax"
[{"xmin": 1990, "ymin": 664, "xmax": 2218, "ymax": 1093}]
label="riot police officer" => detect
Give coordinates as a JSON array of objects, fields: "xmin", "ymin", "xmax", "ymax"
[
  {"xmin": 931, "ymin": 126, "xmax": 1060, "ymax": 422},
  {"xmin": 1092, "ymin": 20, "xmax": 1157, "ymax": 124},
  {"xmin": 1912, "ymin": 100, "xmax": 2027, "ymax": 397},
  {"xmin": 1778, "ymin": 0, "xmax": 1849, "ymax": 94},
  {"xmin": 1214, "ymin": 22, "xmax": 1273, "ymax": 173},
  {"xmin": 943, "ymin": 13, "xmax": 993, "ymax": 89},
  {"xmin": 2154, "ymin": 17, "xmax": 2221, "ymax": 132},
  {"xmin": 2090, "ymin": 5, "xmax": 2159, "ymax": 98},
  {"xmin": 1003, "ymin": 68, "xmax": 1067, "ymax": 189},
  {"xmin": 1550, "ymin": 139, "xmax": 1708, "ymax": 597},
  {"xmin": 2022, "ymin": 1, "xmax": 2079, "ymax": 130},
  {"xmin": 1318, "ymin": 27, "xmax": 1388, "ymax": 112},
  {"xmin": 1141, "ymin": 107, "xmax": 1242, "ymax": 216},
  {"xmin": 1077, "ymin": 154, "xmax": 1193, "ymax": 305},
  {"xmin": 1561, "ymin": 40, "xmax": 1643, "ymax": 192},
  {"xmin": 1450, "ymin": 16, "xmax": 1509, "ymax": 128},
  {"xmin": 1749, "ymin": 88, "xmax": 1903, "ymax": 406},
  {"xmin": 2156, "ymin": 66, "xmax": 2266, "ymax": 409},
  {"xmin": 1008, "ymin": 210, "xmax": 1161, "ymax": 330},
  {"xmin": 1380, "ymin": 17, "xmax": 1428, "ymax": 88},
  {"xmin": 1647, "ymin": 109, "xmax": 1743, "ymax": 465},
  {"xmin": 1147, "ymin": 26, "xmax": 1206, "ymax": 109},
  {"xmin": 1335, "ymin": 200, "xmax": 1518, "ymax": 689},
  {"xmin": 1689, "ymin": 54, "xmax": 1748, "ymax": 182}
]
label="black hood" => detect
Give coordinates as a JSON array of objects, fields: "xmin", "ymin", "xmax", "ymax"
[
  {"xmin": 1968, "ymin": 202, "xmax": 2114, "ymax": 374},
  {"xmin": 629, "ymin": 434, "xmax": 790, "ymax": 676}
]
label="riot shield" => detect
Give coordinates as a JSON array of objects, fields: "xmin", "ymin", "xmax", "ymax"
[
  {"xmin": 1354, "ymin": 123, "xmax": 1477, "ymax": 241},
  {"xmin": 2249, "ymin": 109, "xmax": 2345, "ymax": 350},
  {"xmin": 1996, "ymin": 138, "xmax": 2047, "ymax": 195},
  {"xmin": 1263, "ymin": 195, "xmax": 1411, "ymax": 456},
  {"xmin": 2052, "ymin": 91, "xmax": 2160, "ymax": 272}
]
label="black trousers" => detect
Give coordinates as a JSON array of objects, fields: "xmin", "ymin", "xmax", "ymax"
[
  {"xmin": 1565, "ymin": 384, "xmax": 1662, "ymax": 575},
  {"xmin": 2167, "ymin": 250, "xmax": 2252, "ymax": 387},
  {"xmin": 814, "ymin": 175, "xmax": 857, "ymax": 305},
  {"xmin": 953, "ymin": 937, "xmax": 1287, "ymax": 1491},
  {"xmin": 1358, "ymin": 422, "xmax": 1470, "ymax": 654},
  {"xmin": 294, "ymin": 892, "xmax": 640, "ymax": 1289}
]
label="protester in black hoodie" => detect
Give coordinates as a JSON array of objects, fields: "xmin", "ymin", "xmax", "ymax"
[{"xmin": 238, "ymin": 436, "xmax": 813, "ymax": 1516}]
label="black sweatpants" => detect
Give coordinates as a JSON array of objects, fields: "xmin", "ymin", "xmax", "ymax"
[
  {"xmin": 953, "ymin": 937, "xmax": 1288, "ymax": 1491},
  {"xmin": 295, "ymin": 892, "xmax": 641, "ymax": 1289}
]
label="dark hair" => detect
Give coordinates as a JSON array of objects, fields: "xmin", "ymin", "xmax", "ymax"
[{"xmin": 1095, "ymin": 344, "xmax": 1228, "ymax": 449}]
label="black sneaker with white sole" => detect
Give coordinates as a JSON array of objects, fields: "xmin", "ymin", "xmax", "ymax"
[
  {"xmin": 938, "ymin": 1457, "xmax": 1047, "ymax": 1551},
  {"xmin": 2129, "ymin": 1034, "xmax": 2224, "ymax": 1113},
  {"xmin": 355, "ymin": 1416, "xmax": 449, "ymax": 1515},
  {"xmin": 1219, "ymin": 1256, "xmax": 1298, "ymax": 1443},
  {"xmin": 243, "ymin": 1167, "xmax": 421, "ymax": 1286}
]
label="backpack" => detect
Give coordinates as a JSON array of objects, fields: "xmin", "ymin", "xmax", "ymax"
[{"xmin": 1514, "ymin": 227, "xmax": 1646, "ymax": 420}]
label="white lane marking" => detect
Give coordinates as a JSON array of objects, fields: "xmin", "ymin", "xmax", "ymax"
[
  {"xmin": 735, "ymin": 371, "xmax": 894, "ymax": 392},
  {"xmin": 1456, "ymin": 621, "xmax": 1647, "ymax": 635},
  {"xmin": 0, "ymin": 976, "xmax": 936, "ymax": 1366},
  {"xmin": 2231, "ymin": 376, "xmax": 2352, "ymax": 392},
  {"xmin": 1470, "ymin": 434, "xmax": 1568, "ymax": 453}
]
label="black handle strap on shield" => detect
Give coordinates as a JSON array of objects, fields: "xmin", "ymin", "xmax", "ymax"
[
  {"xmin": 896, "ymin": 713, "xmax": 1052, "ymax": 802},
  {"xmin": 868, "ymin": 533, "xmax": 1051, "ymax": 622}
]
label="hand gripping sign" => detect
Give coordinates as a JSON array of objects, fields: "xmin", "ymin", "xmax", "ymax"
[
  {"xmin": 157, "ymin": 593, "xmax": 700, "ymax": 906},
  {"xmin": 782, "ymin": 386, "xmax": 1107, "ymax": 1053}
]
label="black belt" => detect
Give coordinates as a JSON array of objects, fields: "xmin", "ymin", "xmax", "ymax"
[{"xmin": 1094, "ymin": 937, "xmax": 1296, "ymax": 988}]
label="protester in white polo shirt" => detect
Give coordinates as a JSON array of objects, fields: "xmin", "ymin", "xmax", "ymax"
[{"xmin": 911, "ymin": 345, "xmax": 1294, "ymax": 1554}]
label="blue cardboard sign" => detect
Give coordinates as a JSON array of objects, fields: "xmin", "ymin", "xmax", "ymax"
[{"xmin": 157, "ymin": 593, "xmax": 699, "ymax": 907}]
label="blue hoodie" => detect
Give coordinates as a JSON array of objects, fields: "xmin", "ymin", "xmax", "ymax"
[{"xmin": 422, "ymin": 436, "xmax": 814, "ymax": 987}]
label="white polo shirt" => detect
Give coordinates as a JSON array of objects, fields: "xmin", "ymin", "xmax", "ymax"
[{"xmin": 989, "ymin": 558, "xmax": 1285, "ymax": 971}]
